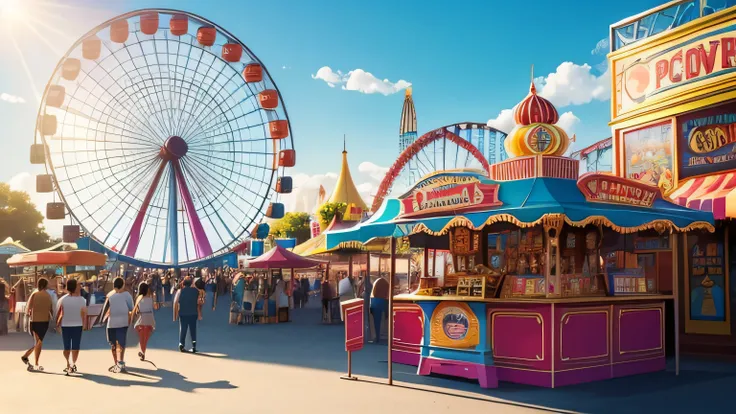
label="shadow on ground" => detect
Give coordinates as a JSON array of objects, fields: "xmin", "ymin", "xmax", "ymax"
[{"xmin": 2, "ymin": 299, "xmax": 734, "ymax": 413}]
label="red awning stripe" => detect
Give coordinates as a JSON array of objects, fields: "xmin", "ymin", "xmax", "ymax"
[
  {"xmin": 672, "ymin": 177, "xmax": 706, "ymax": 206},
  {"xmin": 671, "ymin": 173, "xmax": 736, "ymax": 220}
]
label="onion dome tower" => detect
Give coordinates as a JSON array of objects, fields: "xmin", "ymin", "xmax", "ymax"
[{"xmin": 504, "ymin": 78, "xmax": 570, "ymax": 158}]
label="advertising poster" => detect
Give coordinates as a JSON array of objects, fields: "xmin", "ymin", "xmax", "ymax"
[
  {"xmin": 689, "ymin": 237, "xmax": 726, "ymax": 322},
  {"xmin": 624, "ymin": 122, "xmax": 674, "ymax": 192},
  {"xmin": 678, "ymin": 104, "xmax": 736, "ymax": 179}
]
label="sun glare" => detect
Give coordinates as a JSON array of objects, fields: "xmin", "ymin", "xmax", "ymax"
[{"xmin": 0, "ymin": 0, "xmax": 27, "ymax": 21}]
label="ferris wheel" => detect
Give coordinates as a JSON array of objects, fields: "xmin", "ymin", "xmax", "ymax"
[{"xmin": 31, "ymin": 9, "xmax": 294, "ymax": 266}]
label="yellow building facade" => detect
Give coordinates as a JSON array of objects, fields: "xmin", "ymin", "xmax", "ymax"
[{"xmin": 609, "ymin": 1, "xmax": 736, "ymax": 350}]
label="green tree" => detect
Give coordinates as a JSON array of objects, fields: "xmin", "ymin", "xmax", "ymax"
[
  {"xmin": 269, "ymin": 212, "xmax": 311, "ymax": 244},
  {"xmin": 0, "ymin": 183, "xmax": 53, "ymax": 250},
  {"xmin": 318, "ymin": 202, "xmax": 347, "ymax": 228}
]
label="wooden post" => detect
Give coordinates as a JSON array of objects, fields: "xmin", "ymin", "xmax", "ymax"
[
  {"xmin": 388, "ymin": 237, "xmax": 396, "ymax": 385},
  {"xmin": 671, "ymin": 233, "xmax": 679, "ymax": 376}
]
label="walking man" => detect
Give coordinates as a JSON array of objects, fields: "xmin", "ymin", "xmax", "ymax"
[
  {"xmin": 174, "ymin": 277, "xmax": 200, "ymax": 353},
  {"xmin": 103, "ymin": 277, "xmax": 133, "ymax": 373},
  {"xmin": 21, "ymin": 278, "xmax": 53, "ymax": 371}
]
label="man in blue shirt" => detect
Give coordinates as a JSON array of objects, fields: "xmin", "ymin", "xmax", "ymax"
[{"xmin": 174, "ymin": 277, "xmax": 200, "ymax": 353}]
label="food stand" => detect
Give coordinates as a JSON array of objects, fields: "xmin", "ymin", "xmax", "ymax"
[
  {"xmin": 246, "ymin": 245, "xmax": 326, "ymax": 323},
  {"xmin": 322, "ymin": 81, "xmax": 715, "ymax": 388},
  {"xmin": 6, "ymin": 250, "xmax": 109, "ymax": 329}
]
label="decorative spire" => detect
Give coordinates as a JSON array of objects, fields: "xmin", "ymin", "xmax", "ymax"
[
  {"xmin": 504, "ymin": 64, "xmax": 570, "ymax": 158},
  {"xmin": 343, "ymin": 134, "xmax": 346, "ymax": 153},
  {"xmin": 327, "ymin": 141, "xmax": 368, "ymax": 211},
  {"xmin": 513, "ymin": 65, "xmax": 558, "ymax": 126},
  {"xmin": 400, "ymin": 87, "xmax": 417, "ymax": 135}
]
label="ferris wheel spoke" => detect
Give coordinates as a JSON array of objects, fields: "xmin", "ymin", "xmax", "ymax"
[
  {"xmin": 99, "ymin": 39, "xmax": 172, "ymax": 139},
  {"xmin": 185, "ymin": 121, "xmax": 271, "ymax": 148},
  {"xmin": 185, "ymin": 90, "xmax": 263, "ymax": 142},
  {"xmin": 186, "ymin": 150, "xmax": 273, "ymax": 187},
  {"xmin": 75, "ymin": 67, "xmax": 165, "ymax": 143},
  {"xmin": 75, "ymin": 57, "xmax": 166, "ymax": 143},
  {"xmin": 135, "ymin": 32, "xmax": 177, "ymax": 137},
  {"xmin": 177, "ymin": 160, "xmax": 232, "ymax": 247},
  {"xmin": 172, "ymin": 159, "xmax": 213, "ymax": 258},
  {"xmin": 54, "ymin": 149, "xmax": 158, "ymax": 181},
  {"xmin": 179, "ymin": 64, "xmax": 252, "ymax": 140},
  {"xmin": 173, "ymin": 37, "xmax": 208, "ymax": 137},
  {"xmin": 179, "ymin": 72, "xmax": 243, "ymax": 141},
  {"xmin": 69, "ymin": 155, "xmax": 161, "ymax": 228},
  {"xmin": 177, "ymin": 57, "xmax": 233, "ymax": 142},
  {"xmin": 59, "ymin": 84, "xmax": 162, "ymax": 147},
  {"xmin": 181, "ymin": 155, "xmax": 269, "ymax": 211}
]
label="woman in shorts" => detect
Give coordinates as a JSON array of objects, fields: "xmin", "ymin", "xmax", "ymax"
[
  {"xmin": 132, "ymin": 282, "xmax": 156, "ymax": 361},
  {"xmin": 56, "ymin": 279, "xmax": 87, "ymax": 374}
]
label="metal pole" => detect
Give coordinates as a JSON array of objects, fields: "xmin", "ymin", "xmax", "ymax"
[
  {"xmin": 364, "ymin": 252, "xmax": 371, "ymax": 344},
  {"xmin": 388, "ymin": 237, "xmax": 396, "ymax": 385},
  {"xmin": 672, "ymin": 233, "xmax": 680, "ymax": 376}
]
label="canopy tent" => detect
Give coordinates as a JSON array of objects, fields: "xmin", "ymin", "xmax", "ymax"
[
  {"xmin": 670, "ymin": 172, "xmax": 736, "ymax": 220},
  {"xmin": 293, "ymin": 214, "xmax": 371, "ymax": 256},
  {"xmin": 7, "ymin": 250, "xmax": 108, "ymax": 267},
  {"xmin": 247, "ymin": 245, "xmax": 326, "ymax": 269},
  {"xmin": 324, "ymin": 198, "xmax": 404, "ymax": 251},
  {"xmin": 0, "ymin": 237, "xmax": 30, "ymax": 255},
  {"xmin": 324, "ymin": 177, "xmax": 715, "ymax": 250}
]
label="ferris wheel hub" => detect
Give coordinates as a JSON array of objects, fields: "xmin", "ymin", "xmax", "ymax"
[{"xmin": 161, "ymin": 135, "xmax": 188, "ymax": 160}]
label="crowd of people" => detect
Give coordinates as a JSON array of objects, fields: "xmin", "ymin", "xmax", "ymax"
[
  {"xmin": 1, "ymin": 263, "xmax": 398, "ymax": 374},
  {"xmin": 6, "ymin": 265, "xmax": 241, "ymax": 374}
]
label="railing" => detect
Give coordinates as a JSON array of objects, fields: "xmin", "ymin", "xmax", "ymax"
[
  {"xmin": 610, "ymin": 0, "xmax": 736, "ymax": 52},
  {"xmin": 490, "ymin": 156, "xmax": 579, "ymax": 181}
]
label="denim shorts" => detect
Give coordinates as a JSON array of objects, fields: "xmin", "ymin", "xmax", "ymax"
[{"xmin": 62, "ymin": 326, "xmax": 83, "ymax": 351}]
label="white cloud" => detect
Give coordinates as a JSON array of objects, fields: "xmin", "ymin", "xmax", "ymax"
[
  {"xmin": 311, "ymin": 66, "xmax": 411, "ymax": 95},
  {"xmin": 534, "ymin": 62, "xmax": 610, "ymax": 107},
  {"xmin": 591, "ymin": 37, "xmax": 610, "ymax": 55},
  {"xmin": 487, "ymin": 107, "xmax": 517, "ymax": 134},
  {"xmin": 358, "ymin": 161, "xmax": 389, "ymax": 182},
  {"xmin": 557, "ymin": 111, "xmax": 580, "ymax": 136},
  {"xmin": 311, "ymin": 66, "xmax": 343, "ymax": 88},
  {"xmin": 8, "ymin": 172, "xmax": 64, "ymax": 238},
  {"xmin": 1, "ymin": 93, "xmax": 26, "ymax": 104}
]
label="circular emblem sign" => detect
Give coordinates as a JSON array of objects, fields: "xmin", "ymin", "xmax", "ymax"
[{"xmin": 441, "ymin": 306, "xmax": 469, "ymax": 340}]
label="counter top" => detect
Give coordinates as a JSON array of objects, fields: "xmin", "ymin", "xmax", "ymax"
[{"xmin": 393, "ymin": 293, "xmax": 672, "ymax": 304}]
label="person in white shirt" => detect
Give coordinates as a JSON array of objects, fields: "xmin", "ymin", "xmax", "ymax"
[
  {"xmin": 102, "ymin": 277, "xmax": 133, "ymax": 373},
  {"xmin": 56, "ymin": 279, "xmax": 87, "ymax": 375}
]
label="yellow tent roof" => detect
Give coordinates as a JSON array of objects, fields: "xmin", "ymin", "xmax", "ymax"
[{"xmin": 328, "ymin": 150, "xmax": 368, "ymax": 211}]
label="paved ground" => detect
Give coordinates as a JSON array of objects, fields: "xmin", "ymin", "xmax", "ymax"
[{"xmin": 0, "ymin": 300, "xmax": 733, "ymax": 414}]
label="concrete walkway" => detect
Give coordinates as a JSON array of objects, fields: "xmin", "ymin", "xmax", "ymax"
[{"xmin": 0, "ymin": 302, "xmax": 732, "ymax": 413}]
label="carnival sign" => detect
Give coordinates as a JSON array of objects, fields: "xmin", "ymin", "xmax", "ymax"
[
  {"xmin": 577, "ymin": 173, "xmax": 659, "ymax": 207},
  {"xmin": 400, "ymin": 180, "xmax": 501, "ymax": 218},
  {"xmin": 613, "ymin": 22, "xmax": 736, "ymax": 118},
  {"xmin": 429, "ymin": 302, "xmax": 479, "ymax": 348},
  {"xmin": 678, "ymin": 104, "xmax": 736, "ymax": 179}
]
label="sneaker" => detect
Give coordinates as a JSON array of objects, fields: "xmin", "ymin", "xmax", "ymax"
[
  {"xmin": 179, "ymin": 344, "xmax": 185, "ymax": 352},
  {"xmin": 117, "ymin": 362, "xmax": 127, "ymax": 373},
  {"xmin": 192, "ymin": 347, "xmax": 197, "ymax": 354}
]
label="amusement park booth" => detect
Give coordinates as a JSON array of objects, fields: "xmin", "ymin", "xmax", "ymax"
[
  {"xmin": 609, "ymin": 1, "xmax": 736, "ymax": 354},
  {"xmin": 323, "ymin": 80, "xmax": 715, "ymax": 388}
]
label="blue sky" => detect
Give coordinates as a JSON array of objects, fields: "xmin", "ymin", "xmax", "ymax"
[{"xmin": 0, "ymin": 0, "xmax": 666, "ymax": 235}]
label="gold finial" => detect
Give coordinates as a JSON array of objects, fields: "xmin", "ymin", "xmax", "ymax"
[
  {"xmin": 405, "ymin": 87, "xmax": 412, "ymax": 97},
  {"xmin": 529, "ymin": 64, "xmax": 537, "ymax": 95},
  {"xmin": 343, "ymin": 134, "xmax": 346, "ymax": 153}
]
